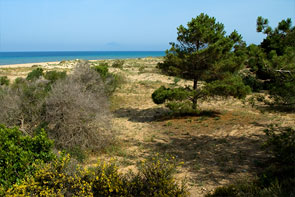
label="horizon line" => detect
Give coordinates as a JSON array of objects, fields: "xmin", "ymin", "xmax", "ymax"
[{"xmin": 0, "ymin": 50, "xmax": 165, "ymax": 53}]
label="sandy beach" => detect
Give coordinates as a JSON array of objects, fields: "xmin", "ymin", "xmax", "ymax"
[
  {"xmin": 0, "ymin": 60, "xmax": 74, "ymax": 81},
  {"xmin": 0, "ymin": 61, "xmax": 60, "ymax": 68}
]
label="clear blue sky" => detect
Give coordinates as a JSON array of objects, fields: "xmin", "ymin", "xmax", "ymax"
[{"xmin": 0, "ymin": 0, "xmax": 294, "ymax": 51}]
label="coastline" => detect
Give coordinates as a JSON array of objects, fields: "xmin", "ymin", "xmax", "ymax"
[
  {"xmin": 0, "ymin": 57, "xmax": 162, "ymax": 68},
  {"xmin": 0, "ymin": 51, "xmax": 165, "ymax": 67},
  {"xmin": 0, "ymin": 61, "xmax": 60, "ymax": 68}
]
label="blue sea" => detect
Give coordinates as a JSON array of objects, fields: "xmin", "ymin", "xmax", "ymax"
[{"xmin": 0, "ymin": 51, "xmax": 165, "ymax": 65}]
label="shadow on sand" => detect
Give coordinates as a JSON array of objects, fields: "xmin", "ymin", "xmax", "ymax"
[
  {"xmin": 113, "ymin": 107, "xmax": 221, "ymax": 123},
  {"xmin": 143, "ymin": 134, "xmax": 267, "ymax": 184}
]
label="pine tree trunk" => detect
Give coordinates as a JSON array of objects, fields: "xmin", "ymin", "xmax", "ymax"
[{"xmin": 192, "ymin": 78, "xmax": 198, "ymax": 110}]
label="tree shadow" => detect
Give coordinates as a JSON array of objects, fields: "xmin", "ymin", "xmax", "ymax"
[
  {"xmin": 113, "ymin": 107, "xmax": 170, "ymax": 122},
  {"xmin": 254, "ymin": 104, "xmax": 295, "ymax": 113},
  {"xmin": 143, "ymin": 134, "xmax": 267, "ymax": 184},
  {"xmin": 113, "ymin": 107, "xmax": 221, "ymax": 123}
]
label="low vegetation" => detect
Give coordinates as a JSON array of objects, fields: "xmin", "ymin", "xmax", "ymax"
[
  {"xmin": 0, "ymin": 76, "xmax": 9, "ymax": 86},
  {"xmin": 207, "ymin": 126, "xmax": 295, "ymax": 196},
  {"xmin": 0, "ymin": 125, "xmax": 55, "ymax": 192},
  {"xmin": 0, "ymin": 126, "xmax": 187, "ymax": 196},
  {"xmin": 0, "ymin": 13, "xmax": 294, "ymax": 196},
  {"xmin": 112, "ymin": 59, "xmax": 125, "ymax": 69},
  {"xmin": 0, "ymin": 61, "xmax": 113, "ymax": 155},
  {"xmin": 45, "ymin": 62, "xmax": 113, "ymax": 151}
]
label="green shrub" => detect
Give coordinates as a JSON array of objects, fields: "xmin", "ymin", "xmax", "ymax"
[
  {"xmin": 91, "ymin": 160, "xmax": 127, "ymax": 196},
  {"xmin": 0, "ymin": 125, "xmax": 55, "ymax": 190},
  {"xmin": 5, "ymin": 154, "xmax": 92, "ymax": 196},
  {"xmin": 26, "ymin": 68, "xmax": 44, "ymax": 81},
  {"xmin": 152, "ymin": 86, "xmax": 191, "ymax": 105},
  {"xmin": 205, "ymin": 181, "xmax": 263, "ymax": 197},
  {"xmin": 205, "ymin": 76, "xmax": 251, "ymax": 99},
  {"xmin": 269, "ymin": 78, "xmax": 295, "ymax": 109},
  {"xmin": 152, "ymin": 77, "xmax": 250, "ymax": 113},
  {"xmin": 92, "ymin": 64, "xmax": 125, "ymax": 96},
  {"xmin": 129, "ymin": 155, "xmax": 188, "ymax": 196},
  {"xmin": 0, "ymin": 76, "xmax": 9, "ymax": 86},
  {"xmin": 166, "ymin": 101, "xmax": 196, "ymax": 115},
  {"xmin": 98, "ymin": 62, "xmax": 109, "ymax": 67},
  {"xmin": 44, "ymin": 70, "xmax": 66, "ymax": 83},
  {"xmin": 92, "ymin": 64, "xmax": 109, "ymax": 79},
  {"xmin": 260, "ymin": 126, "xmax": 295, "ymax": 195},
  {"xmin": 152, "ymin": 86, "xmax": 196, "ymax": 114},
  {"xmin": 11, "ymin": 77, "xmax": 26, "ymax": 90},
  {"xmin": 173, "ymin": 77, "xmax": 181, "ymax": 86},
  {"xmin": 104, "ymin": 73, "xmax": 125, "ymax": 96},
  {"xmin": 206, "ymin": 179, "xmax": 289, "ymax": 197},
  {"xmin": 112, "ymin": 59, "xmax": 125, "ymax": 69},
  {"xmin": 139, "ymin": 65, "xmax": 145, "ymax": 73},
  {"xmin": 264, "ymin": 126, "xmax": 295, "ymax": 165}
]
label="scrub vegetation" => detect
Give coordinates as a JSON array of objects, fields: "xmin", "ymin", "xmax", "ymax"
[{"xmin": 0, "ymin": 13, "xmax": 294, "ymax": 196}]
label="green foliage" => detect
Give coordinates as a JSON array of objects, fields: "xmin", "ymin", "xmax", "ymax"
[
  {"xmin": 64, "ymin": 147, "xmax": 86, "ymax": 162},
  {"xmin": 246, "ymin": 17, "xmax": 295, "ymax": 108},
  {"xmin": 152, "ymin": 86, "xmax": 197, "ymax": 114},
  {"xmin": 92, "ymin": 64, "xmax": 109, "ymax": 79},
  {"xmin": 91, "ymin": 160, "xmax": 127, "ymax": 196},
  {"xmin": 44, "ymin": 70, "xmax": 66, "ymax": 83},
  {"xmin": 172, "ymin": 77, "xmax": 181, "ymax": 86},
  {"xmin": 257, "ymin": 16, "xmax": 294, "ymax": 56},
  {"xmin": 0, "ymin": 76, "xmax": 9, "ymax": 86},
  {"xmin": 152, "ymin": 86, "xmax": 169, "ymax": 104},
  {"xmin": 241, "ymin": 73, "xmax": 264, "ymax": 92},
  {"xmin": 155, "ymin": 13, "xmax": 249, "ymax": 110},
  {"xmin": 92, "ymin": 63, "xmax": 125, "ymax": 96},
  {"xmin": 152, "ymin": 76, "xmax": 250, "ymax": 113},
  {"xmin": 26, "ymin": 68, "xmax": 44, "ymax": 81},
  {"xmin": 129, "ymin": 155, "xmax": 188, "ymax": 196},
  {"xmin": 205, "ymin": 76, "xmax": 251, "ymax": 99},
  {"xmin": 264, "ymin": 126, "xmax": 295, "ymax": 166},
  {"xmin": 166, "ymin": 101, "xmax": 196, "ymax": 115},
  {"xmin": 205, "ymin": 182, "xmax": 261, "ymax": 197},
  {"xmin": 5, "ymin": 154, "xmax": 93, "ymax": 196},
  {"xmin": 0, "ymin": 125, "xmax": 55, "ymax": 190},
  {"xmin": 112, "ymin": 59, "xmax": 125, "ymax": 69},
  {"xmin": 245, "ymin": 44, "xmax": 270, "ymax": 81},
  {"xmin": 152, "ymin": 86, "xmax": 191, "ymax": 105},
  {"xmin": 269, "ymin": 77, "xmax": 295, "ymax": 107},
  {"xmin": 11, "ymin": 77, "xmax": 26, "ymax": 89},
  {"xmin": 5, "ymin": 154, "xmax": 188, "ymax": 196},
  {"xmin": 104, "ymin": 72, "xmax": 125, "ymax": 96}
]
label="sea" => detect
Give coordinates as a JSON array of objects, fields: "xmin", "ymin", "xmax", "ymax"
[{"xmin": 0, "ymin": 51, "xmax": 165, "ymax": 65}]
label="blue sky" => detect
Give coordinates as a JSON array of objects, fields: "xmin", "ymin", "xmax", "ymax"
[{"xmin": 0, "ymin": 0, "xmax": 294, "ymax": 51}]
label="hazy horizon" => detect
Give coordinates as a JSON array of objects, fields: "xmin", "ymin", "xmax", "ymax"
[{"xmin": 1, "ymin": 0, "xmax": 294, "ymax": 52}]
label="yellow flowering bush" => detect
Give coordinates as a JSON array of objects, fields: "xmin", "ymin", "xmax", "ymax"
[
  {"xmin": 91, "ymin": 160, "xmax": 127, "ymax": 196},
  {"xmin": 4, "ymin": 154, "xmax": 188, "ymax": 196},
  {"xmin": 5, "ymin": 154, "xmax": 92, "ymax": 196},
  {"xmin": 129, "ymin": 154, "xmax": 188, "ymax": 196}
]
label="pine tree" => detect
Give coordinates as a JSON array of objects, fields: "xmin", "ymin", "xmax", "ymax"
[{"xmin": 153, "ymin": 13, "xmax": 250, "ymax": 112}]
